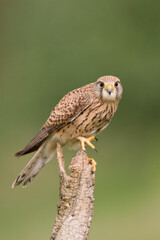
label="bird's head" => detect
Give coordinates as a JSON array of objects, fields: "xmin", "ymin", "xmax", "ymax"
[{"xmin": 96, "ymin": 75, "xmax": 123, "ymax": 102}]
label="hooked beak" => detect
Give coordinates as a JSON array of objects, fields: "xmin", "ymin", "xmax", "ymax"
[{"xmin": 106, "ymin": 84, "xmax": 113, "ymax": 95}]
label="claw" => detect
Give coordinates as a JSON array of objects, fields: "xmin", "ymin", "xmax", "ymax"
[
  {"xmin": 77, "ymin": 136, "xmax": 97, "ymax": 152},
  {"xmin": 77, "ymin": 136, "xmax": 97, "ymax": 173},
  {"xmin": 88, "ymin": 158, "xmax": 97, "ymax": 172},
  {"xmin": 95, "ymin": 137, "xmax": 98, "ymax": 142}
]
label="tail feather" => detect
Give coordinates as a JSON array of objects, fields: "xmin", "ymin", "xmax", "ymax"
[{"xmin": 12, "ymin": 142, "xmax": 56, "ymax": 188}]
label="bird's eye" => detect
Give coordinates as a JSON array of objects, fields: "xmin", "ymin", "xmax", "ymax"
[
  {"xmin": 114, "ymin": 81, "xmax": 119, "ymax": 87},
  {"xmin": 99, "ymin": 82, "xmax": 104, "ymax": 88}
]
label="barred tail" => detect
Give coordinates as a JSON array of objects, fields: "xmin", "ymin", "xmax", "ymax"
[{"xmin": 12, "ymin": 142, "xmax": 56, "ymax": 188}]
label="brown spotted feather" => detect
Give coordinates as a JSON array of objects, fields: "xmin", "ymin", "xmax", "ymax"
[
  {"xmin": 13, "ymin": 76, "xmax": 122, "ymax": 187},
  {"xmin": 15, "ymin": 83, "xmax": 95, "ymax": 157}
]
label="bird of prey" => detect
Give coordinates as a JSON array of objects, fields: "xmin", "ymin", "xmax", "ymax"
[{"xmin": 12, "ymin": 75, "xmax": 123, "ymax": 188}]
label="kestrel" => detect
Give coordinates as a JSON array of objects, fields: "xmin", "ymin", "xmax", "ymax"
[{"xmin": 12, "ymin": 75, "xmax": 123, "ymax": 188}]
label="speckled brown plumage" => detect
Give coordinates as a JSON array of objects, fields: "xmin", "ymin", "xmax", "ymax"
[{"xmin": 12, "ymin": 75, "xmax": 123, "ymax": 188}]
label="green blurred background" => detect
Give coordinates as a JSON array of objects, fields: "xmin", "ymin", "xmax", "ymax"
[{"xmin": 1, "ymin": 0, "xmax": 160, "ymax": 239}]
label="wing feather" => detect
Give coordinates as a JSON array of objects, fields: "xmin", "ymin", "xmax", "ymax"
[{"xmin": 15, "ymin": 85, "xmax": 94, "ymax": 157}]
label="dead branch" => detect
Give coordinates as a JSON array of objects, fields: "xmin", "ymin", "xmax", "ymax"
[{"xmin": 51, "ymin": 143, "xmax": 95, "ymax": 240}]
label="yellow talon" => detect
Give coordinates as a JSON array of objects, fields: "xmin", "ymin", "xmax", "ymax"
[
  {"xmin": 77, "ymin": 136, "xmax": 97, "ymax": 152},
  {"xmin": 88, "ymin": 158, "xmax": 97, "ymax": 173},
  {"xmin": 77, "ymin": 136, "xmax": 97, "ymax": 173}
]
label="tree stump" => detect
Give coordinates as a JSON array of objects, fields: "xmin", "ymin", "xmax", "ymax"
[{"xmin": 51, "ymin": 143, "xmax": 95, "ymax": 240}]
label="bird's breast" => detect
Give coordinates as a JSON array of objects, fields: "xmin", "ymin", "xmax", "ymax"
[{"xmin": 56, "ymin": 100, "xmax": 117, "ymax": 147}]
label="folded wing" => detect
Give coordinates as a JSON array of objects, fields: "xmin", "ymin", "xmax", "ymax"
[{"xmin": 15, "ymin": 85, "xmax": 93, "ymax": 157}]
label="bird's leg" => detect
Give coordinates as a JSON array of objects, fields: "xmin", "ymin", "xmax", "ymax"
[
  {"xmin": 77, "ymin": 136, "xmax": 98, "ymax": 152},
  {"xmin": 88, "ymin": 158, "xmax": 97, "ymax": 173},
  {"xmin": 77, "ymin": 136, "xmax": 98, "ymax": 173}
]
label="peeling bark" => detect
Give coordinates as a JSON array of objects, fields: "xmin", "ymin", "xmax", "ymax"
[{"xmin": 51, "ymin": 143, "xmax": 95, "ymax": 240}]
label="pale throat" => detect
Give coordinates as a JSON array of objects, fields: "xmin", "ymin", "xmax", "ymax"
[{"xmin": 102, "ymin": 90, "xmax": 117, "ymax": 102}]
